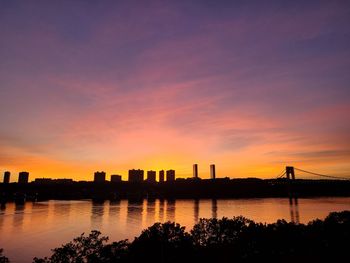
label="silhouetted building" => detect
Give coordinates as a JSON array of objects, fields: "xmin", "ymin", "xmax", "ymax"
[
  {"xmin": 33, "ymin": 178, "xmax": 73, "ymax": 184},
  {"xmin": 3, "ymin": 171, "xmax": 10, "ymax": 184},
  {"xmin": 94, "ymin": 171, "xmax": 106, "ymax": 182},
  {"xmin": 18, "ymin": 171, "xmax": 29, "ymax": 184},
  {"xmin": 147, "ymin": 170, "xmax": 156, "ymax": 182},
  {"xmin": 193, "ymin": 164, "xmax": 198, "ymax": 178},
  {"xmin": 159, "ymin": 170, "xmax": 165, "ymax": 182},
  {"xmin": 128, "ymin": 169, "xmax": 144, "ymax": 182},
  {"xmin": 34, "ymin": 178, "xmax": 53, "ymax": 184},
  {"xmin": 166, "ymin": 170, "xmax": 175, "ymax": 181},
  {"xmin": 111, "ymin": 174, "xmax": 122, "ymax": 182},
  {"xmin": 210, "ymin": 164, "xmax": 216, "ymax": 179},
  {"xmin": 55, "ymin": 179, "xmax": 73, "ymax": 183}
]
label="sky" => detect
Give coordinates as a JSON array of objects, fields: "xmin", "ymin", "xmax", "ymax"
[{"xmin": 1, "ymin": 0, "xmax": 350, "ymax": 181}]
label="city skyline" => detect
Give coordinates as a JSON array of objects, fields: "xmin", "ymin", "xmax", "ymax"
[
  {"xmin": 1, "ymin": 1, "xmax": 350, "ymax": 181},
  {"xmin": 1, "ymin": 164, "xmax": 213, "ymax": 183}
]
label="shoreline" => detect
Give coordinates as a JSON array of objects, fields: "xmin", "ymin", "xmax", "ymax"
[{"xmin": 1, "ymin": 178, "xmax": 350, "ymax": 202}]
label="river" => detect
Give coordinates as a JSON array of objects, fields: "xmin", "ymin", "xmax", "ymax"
[{"xmin": 0, "ymin": 197, "xmax": 350, "ymax": 262}]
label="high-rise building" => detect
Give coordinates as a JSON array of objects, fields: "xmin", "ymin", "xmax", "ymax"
[
  {"xmin": 166, "ymin": 170, "xmax": 175, "ymax": 181},
  {"xmin": 3, "ymin": 171, "xmax": 10, "ymax": 184},
  {"xmin": 147, "ymin": 170, "xmax": 156, "ymax": 182},
  {"xmin": 210, "ymin": 164, "xmax": 216, "ymax": 179},
  {"xmin": 94, "ymin": 171, "xmax": 106, "ymax": 182},
  {"xmin": 193, "ymin": 164, "xmax": 198, "ymax": 178},
  {"xmin": 128, "ymin": 169, "xmax": 144, "ymax": 182},
  {"xmin": 159, "ymin": 170, "xmax": 165, "ymax": 183},
  {"xmin": 18, "ymin": 171, "xmax": 29, "ymax": 184},
  {"xmin": 111, "ymin": 174, "xmax": 122, "ymax": 182}
]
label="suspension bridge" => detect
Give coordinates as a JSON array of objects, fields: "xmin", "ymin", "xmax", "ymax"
[
  {"xmin": 275, "ymin": 166, "xmax": 350, "ymax": 181},
  {"xmin": 274, "ymin": 166, "xmax": 350, "ymax": 224}
]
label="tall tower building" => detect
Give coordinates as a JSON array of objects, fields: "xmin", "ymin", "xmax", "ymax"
[
  {"xmin": 94, "ymin": 171, "xmax": 106, "ymax": 182},
  {"xmin": 18, "ymin": 171, "xmax": 29, "ymax": 184},
  {"xmin": 147, "ymin": 170, "xmax": 156, "ymax": 182},
  {"xmin": 193, "ymin": 164, "xmax": 198, "ymax": 179},
  {"xmin": 166, "ymin": 170, "xmax": 175, "ymax": 181},
  {"xmin": 210, "ymin": 164, "xmax": 216, "ymax": 179},
  {"xmin": 3, "ymin": 171, "xmax": 10, "ymax": 184},
  {"xmin": 128, "ymin": 169, "xmax": 144, "ymax": 182},
  {"xmin": 159, "ymin": 170, "xmax": 165, "ymax": 183}
]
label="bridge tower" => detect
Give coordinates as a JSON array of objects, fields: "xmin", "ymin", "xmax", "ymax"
[{"xmin": 286, "ymin": 166, "xmax": 295, "ymax": 180}]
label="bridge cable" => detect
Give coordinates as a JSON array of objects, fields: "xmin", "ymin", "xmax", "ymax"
[
  {"xmin": 294, "ymin": 168, "xmax": 350, "ymax": 181},
  {"xmin": 277, "ymin": 172, "xmax": 286, "ymax": 179},
  {"xmin": 277, "ymin": 170, "xmax": 285, "ymax": 177},
  {"xmin": 276, "ymin": 169, "xmax": 286, "ymax": 179}
]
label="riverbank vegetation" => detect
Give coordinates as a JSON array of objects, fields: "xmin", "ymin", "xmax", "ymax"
[{"xmin": 1, "ymin": 211, "xmax": 349, "ymax": 262}]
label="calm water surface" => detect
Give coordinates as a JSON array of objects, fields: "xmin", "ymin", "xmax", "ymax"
[{"xmin": 1, "ymin": 197, "xmax": 350, "ymax": 262}]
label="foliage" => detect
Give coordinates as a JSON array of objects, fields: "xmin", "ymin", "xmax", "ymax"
[
  {"xmin": 191, "ymin": 216, "xmax": 254, "ymax": 246},
  {"xmin": 0, "ymin": 249, "xmax": 9, "ymax": 263},
  {"xmin": 32, "ymin": 230, "xmax": 128, "ymax": 263},
  {"xmin": 130, "ymin": 222, "xmax": 192, "ymax": 263}
]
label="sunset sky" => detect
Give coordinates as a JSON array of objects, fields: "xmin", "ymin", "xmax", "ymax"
[{"xmin": 1, "ymin": 0, "xmax": 350, "ymax": 181}]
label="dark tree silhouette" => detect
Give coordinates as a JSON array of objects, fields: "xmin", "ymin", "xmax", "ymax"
[
  {"xmin": 191, "ymin": 216, "xmax": 254, "ymax": 246},
  {"xmin": 130, "ymin": 222, "xmax": 192, "ymax": 263},
  {"xmin": 32, "ymin": 230, "xmax": 129, "ymax": 263},
  {"xmin": 0, "ymin": 249, "xmax": 9, "ymax": 263}
]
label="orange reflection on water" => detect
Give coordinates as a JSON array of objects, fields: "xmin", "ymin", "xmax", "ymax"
[{"xmin": 0, "ymin": 197, "xmax": 350, "ymax": 263}]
